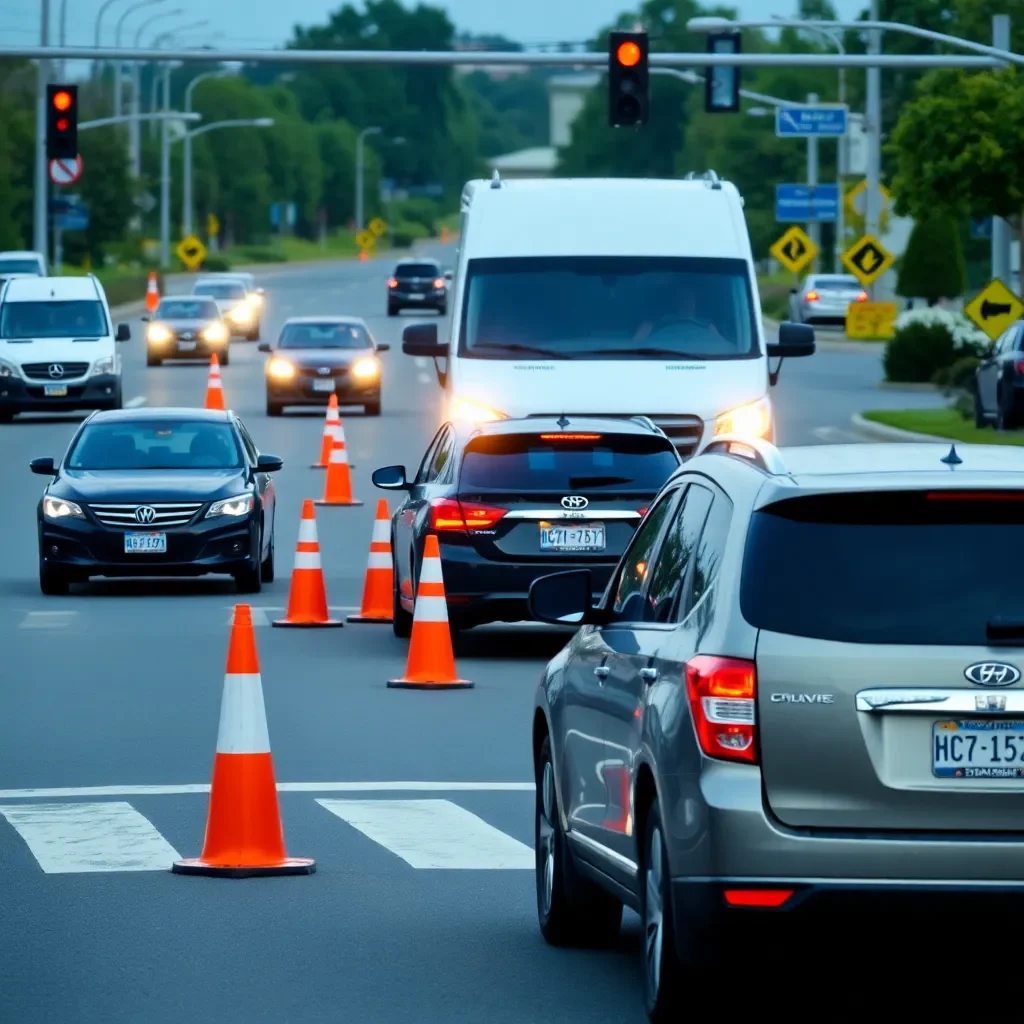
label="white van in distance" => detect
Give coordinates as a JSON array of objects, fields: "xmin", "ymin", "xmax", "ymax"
[
  {"xmin": 401, "ymin": 172, "xmax": 814, "ymax": 456},
  {"xmin": 0, "ymin": 274, "xmax": 130, "ymax": 421}
]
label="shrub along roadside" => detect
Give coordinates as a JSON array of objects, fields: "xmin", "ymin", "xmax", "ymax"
[
  {"xmin": 883, "ymin": 307, "xmax": 987, "ymax": 383},
  {"xmin": 862, "ymin": 408, "xmax": 1024, "ymax": 445}
]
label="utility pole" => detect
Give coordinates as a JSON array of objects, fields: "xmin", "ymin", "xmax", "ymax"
[
  {"xmin": 159, "ymin": 63, "xmax": 171, "ymax": 268},
  {"xmin": 865, "ymin": 0, "xmax": 882, "ymax": 297},
  {"xmin": 33, "ymin": 0, "xmax": 51, "ymax": 260},
  {"xmin": 806, "ymin": 92, "xmax": 819, "ymax": 274},
  {"xmin": 355, "ymin": 126, "xmax": 381, "ymax": 234},
  {"xmin": 992, "ymin": 13, "xmax": 1012, "ymax": 287}
]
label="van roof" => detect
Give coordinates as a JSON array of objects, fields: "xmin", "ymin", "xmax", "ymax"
[
  {"xmin": 2, "ymin": 276, "xmax": 101, "ymax": 302},
  {"xmin": 459, "ymin": 177, "xmax": 750, "ymax": 260}
]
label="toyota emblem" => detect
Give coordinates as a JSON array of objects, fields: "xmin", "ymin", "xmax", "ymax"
[
  {"xmin": 561, "ymin": 495, "xmax": 589, "ymax": 510},
  {"xmin": 134, "ymin": 505, "xmax": 157, "ymax": 525},
  {"xmin": 964, "ymin": 662, "xmax": 1021, "ymax": 687},
  {"xmin": 317, "ymin": 367, "xmax": 331, "ymax": 376},
  {"xmin": 48, "ymin": 363, "xmax": 64, "ymax": 379}
]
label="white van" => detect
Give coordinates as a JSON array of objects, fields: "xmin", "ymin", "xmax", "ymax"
[
  {"xmin": 0, "ymin": 274, "xmax": 130, "ymax": 421},
  {"xmin": 401, "ymin": 172, "xmax": 815, "ymax": 456}
]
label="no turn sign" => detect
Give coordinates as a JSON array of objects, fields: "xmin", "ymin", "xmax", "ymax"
[{"xmin": 49, "ymin": 156, "xmax": 83, "ymax": 186}]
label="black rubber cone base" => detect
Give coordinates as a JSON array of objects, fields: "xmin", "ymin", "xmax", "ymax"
[
  {"xmin": 347, "ymin": 613, "xmax": 392, "ymax": 624},
  {"xmin": 387, "ymin": 678, "xmax": 474, "ymax": 689},
  {"xmin": 172, "ymin": 857, "xmax": 316, "ymax": 877},
  {"xmin": 313, "ymin": 499, "xmax": 364, "ymax": 507},
  {"xmin": 272, "ymin": 618, "xmax": 344, "ymax": 628}
]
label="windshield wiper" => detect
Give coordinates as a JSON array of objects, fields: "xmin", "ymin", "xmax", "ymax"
[
  {"xmin": 596, "ymin": 347, "xmax": 704, "ymax": 359},
  {"xmin": 471, "ymin": 343, "xmax": 569, "ymax": 359}
]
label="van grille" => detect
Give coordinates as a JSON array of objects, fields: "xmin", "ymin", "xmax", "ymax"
[
  {"xmin": 88, "ymin": 502, "xmax": 203, "ymax": 527},
  {"xmin": 22, "ymin": 361, "xmax": 91, "ymax": 380},
  {"xmin": 527, "ymin": 413, "xmax": 705, "ymax": 457}
]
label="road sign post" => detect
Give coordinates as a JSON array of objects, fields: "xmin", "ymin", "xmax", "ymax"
[
  {"xmin": 964, "ymin": 279, "xmax": 1024, "ymax": 342},
  {"xmin": 841, "ymin": 234, "xmax": 895, "ymax": 288},
  {"xmin": 770, "ymin": 225, "xmax": 818, "ymax": 276}
]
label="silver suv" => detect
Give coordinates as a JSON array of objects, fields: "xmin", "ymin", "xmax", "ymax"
[{"xmin": 528, "ymin": 435, "xmax": 1024, "ymax": 1019}]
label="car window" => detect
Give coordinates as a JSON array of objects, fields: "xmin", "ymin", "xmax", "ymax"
[
  {"xmin": 1, "ymin": 300, "xmax": 108, "ymax": 339},
  {"xmin": 430, "ymin": 428, "xmax": 457, "ymax": 483},
  {"xmin": 234, "ymin": 419, "xmax": 259, "ymax": 463},
  {"xmin": 609, "ymin": 489, "xmax": 679, "ymax": 622},
  {"xmin": 416, "ymin": 427, "xmax": 448, "ymax": 484},
  {"xmin": 396, "ymin": 263, "xmax": 440, "ymax": 279},
  {"xmin": 157, "ymin": 299, "xmax": 219, "ymax": 319},
  {"xmin": 278, "ymin": 323, "xmax": 368, "ymax": 349},
  {"xmin": 66, "ymin": 420, "xmax": 244, "ymax": 470},
  {"xmin": 0, "ymin": 259, "xmax": 43, "ymax": 274},
  {"xmin": 642, "ymin": 484, "xmax": 713, "ymax": 623},
  {"xmin": 193, "ymin": 282, "xmax": 245, "ymax": 300},
  {"xmin": 686, "ymin": 489, "xmax": 732, "ymax": 617}
]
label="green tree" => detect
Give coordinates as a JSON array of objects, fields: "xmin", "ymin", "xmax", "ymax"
[
  {"xmin": 74, "ymin": 127, "xmax": 133, "ymax": 263},
  {"xmin": 896, "ymin": 214, "xmax": 967, "ymax": 303}
]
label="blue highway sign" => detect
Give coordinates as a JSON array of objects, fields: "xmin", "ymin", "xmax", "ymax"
[
  {"xmin": 775, "ymin": 184, "xmax": 839, "ymax": 223},
  {"xmin": 775, "ymin": 105, "xmax": 848, "ymax": 137}
]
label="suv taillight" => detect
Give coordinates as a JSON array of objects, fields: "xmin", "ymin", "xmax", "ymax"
[
  {"xmin": 685, "ymin": 655, "xmax": 757, "ymax": 764},
  {"xmin": 429, "ymin": 498, "xmax": 507, "ymax": 532},
  {"xmin": 388, "ymin": 277, "xmax": 398, "ymax": 288}
]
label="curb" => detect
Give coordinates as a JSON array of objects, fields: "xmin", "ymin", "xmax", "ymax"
[
  {"xmin": 877, "ymin": 380, "xmax": 940, "ymax": 392},
  {"xmin": 850, "ymin": 413, "xmax": 956, "ymax": 443}
]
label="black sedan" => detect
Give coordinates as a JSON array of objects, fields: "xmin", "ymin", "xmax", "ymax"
[
  {"xmin": 371, "ymin": 415, "xmax": 681, "ymax": 635},
  {"xmin": 32, "ymin": 407, "xmax": 281, "ymax": 595},
  {"xmin": 387, "ymin": 258, "xmax": 449, "ymax": 316},
  {"xmin": 143, "ymin": 296, "xmax": 231, "ymax": 366},
  {"xmin": 260, "ymin": 317, "xmax": 389, "ymax": 416}
]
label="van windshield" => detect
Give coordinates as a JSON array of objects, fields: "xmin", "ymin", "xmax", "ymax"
[
  {"xmin": 459, "ymin": 256, "xmax": 759, "ymax": 360},
  {"xmin": 0, "ymin": 300, "xmax": 108, "ymax": 339}
]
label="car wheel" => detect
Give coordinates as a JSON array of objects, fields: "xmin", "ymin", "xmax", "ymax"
[
  {"xmin": 220, "ymin": 349, "xmax": 230, "ymax": 367},
  {"xmin": 438, "ymin": 303, "xmax": 447, "ymax": 316},
  {"xmin": 260, "ymin": 528, "xmax": 275, "ymax": 584},
  {"xmin": 39, "ymin": 562, "xmax": 70, "ymax": 596},
  {"xmin": 974, "ymin": 381, "xmax": 988, "ymax": 428},
  {"xmin": 392, "ymin": 547, "xmax": 413, "ymax": 639},
  {"xmin": 365, "ymin": 399, "xmax": 381, "ymax": 416},
  {"xmin": 266, "ymin": 401, "xmax": 283, "ymax": 417},
  {"xmin": 247, "ymin": 328, "xmax": 260, "ymax": 342},
  {"xmin": 235, "ymin": 538, "xmax": 262, "ymax": 593},
  {"xmin": 642, "ymin": 802, "xmax": 686, "ymax": 1020},
  {"xmin": 535, "ymin": 734, "xmax": 623, "ymax": 947},
  {"xmin": 146, "ymin": 353, "xmax": 162, "ymax": 367},
  {"xmin": 997, "ymin": 385, "xmax": 1015, "ymax": 431}
]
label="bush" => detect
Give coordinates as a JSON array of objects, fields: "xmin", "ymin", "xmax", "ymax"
[
  {"xmin": 883, "ymin": 307, "xmax": 988, "ymax": 383},
  {"xmin": 392, "ymin": 197, "xmax": 440, "ymax": 236},
  {"xmin": 237, "ymin": 247, "xmax": 287, "ymax": 263},
  {"xmin": 933, "ymin": 354, "xmax": 981, "ymax": 391},
  {"xmin": 758, "ymin": 282, "xmax": 792, "ymax": 322},
  {"xmin": 896, "ymin": 214, "xmax": 966, "ymax": 305},
  {"xmin": 199, "ymin": 255, "xmax": 232, "ymax": 272},
  {"xmin": 101, "ymin": 272, "xmax": 164, "ymax": 309},
  {"xmin": 390, "ymin": 219, "xmax": 430, "ymax": 249}
]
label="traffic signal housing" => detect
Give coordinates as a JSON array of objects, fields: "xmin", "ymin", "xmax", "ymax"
[
  {"xmin": 46, "ymin": 84, "xmax": 78, "ymax": 161},
  {"xmin": 705, "ymin": 33, "xmax": 741, "ymax": 114},
  {"xmin": 608, "ymin": 31, "xmax": 649, "ymax": 127}
]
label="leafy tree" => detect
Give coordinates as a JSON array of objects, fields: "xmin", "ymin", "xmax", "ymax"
[
  {"xmin": 896, "ymin": 214, "xmax": 967, "ymax": 303},
  {"xmin": 75, "ymin": 127, "xmax": 133, "ymax": 263}
]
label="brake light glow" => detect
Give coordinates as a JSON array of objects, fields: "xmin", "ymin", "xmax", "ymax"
[
  {"xmin": 387, "ymin": 277, "xmax": 398, "ymax": 288},
  {"xmin": 685, "ymin": 655, "xmax": 757, "ymax": 764},
  {"xmin": 855, "ymin": 291, "xmax": 868, "ymax": 302},
  {"xmin": 805, "ymin": 290, "xmax": 819, "ymax": 302},
  {"xmin": 539, "ymin": 433, "xmax": 602, "ymax": 441},
  {"xmin": 724, "ymin": 889, "xmax": 793, "ymax": 908},
  {"xmin": 429, "ymin": 498, "xmax": 507, "ymax": 531}
]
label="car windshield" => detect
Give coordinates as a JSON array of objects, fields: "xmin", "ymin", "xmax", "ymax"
[
  {"xmin": 0, "ymin": 259, "xmax": 42, "ymax": 274},
  {"xmin": 741, "ymin": 490, "xmax": 1024, "ymax": 645},
  {"xmin": 193, "ymin": 283, "xmax": 245, "ymax": 300},
  {"xmin": 396, "ymin": 263, "xmax": 439, "ymax": 279},
  {"xmin": 459, "ymin": 256, "xmax": 758, "ymax": 360},
  {"xmin": 0, "ymin": 300, "xmax": 107, "ymax": 339},
  {"xmin": 278, "ymin": 323, "xmax": 370, "ymax": 349},
  {"xmin": 459, "ymin": 432, "xmax": 680, "ymax": 491},
  {"xmin": 157, "ymin": 299, "xmax": 219, "ymax": 320},
  {"xmin": 67, "ymin": 420, "xmax": 244, "ymax": 470},
  {"xmin": 809, "ymin": 276, "xmax": 860, "ymax": 291}
]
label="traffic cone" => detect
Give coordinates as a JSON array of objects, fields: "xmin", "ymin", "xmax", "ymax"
[
  {"xmin": 359, "ymin": 250, "xmax": 368, "ymax": 262},
  {"xmin": 144, "ymin": 271, "xmax": 160, "ymax": 313},
  {"xmin": 172, "ymin": 604, "xmax": 315, "ymax": 877},
  {"xmin": 388, "ymin": 535, "xmax": 472, "ymax": 689},
  {"xmin": 273, "ymin": 500, "xmax": 344, "ymax": 628},
  {"xmin": 440, "ymin": 226, "xmax": 449, "ymax": 243},
  {"xmin": 312, "ymin": 395, "xmax": 340, "ymax": 467},
  {"xmin": 204, "ymin": 353, "xmax": 225, "ymax": 411},
  {"xmin": 348, "ymin": 499, "xmax": 393, "ymax": 624},
  {"xmin": 314, "ymin": 432, "xmax": 362, "ymax": 507}
]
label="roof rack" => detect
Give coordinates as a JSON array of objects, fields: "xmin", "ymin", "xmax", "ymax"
[
  {"xmin": 698, "ymin": 435, "xmax": 788, "ymax": 475},
  {"xmin": 682, "ymin": 170, "xmax": 723, "ymax": 190}
]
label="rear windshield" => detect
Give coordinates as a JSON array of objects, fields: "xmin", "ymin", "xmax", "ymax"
[
  {"xmin": 395, "ymin": 264, "xmax": 439, "ymax": 278},
  {"xmin": 1, "ymin": 300, "xmax": 107, "ymax": 339},
  {"xmin": 0, "ymin": 259, "xmax": 42, "ymax": 275},
  {"xmin": 741, "ymin": 490, "xmax": 1024, "ymax": 645},
  {"xmin": 278, "ymin": 323, "xmax": 369, "ymax": 349},
  {"xmin": 193, "ymin": 282, "xmax": 245, "ymax": 299},
  {"xmin": 157, "ymin": 299, "xmax": 219, "ymax": 319},
  {"xmin": 809, "ymin": 276, "xmax": 860, "ymax": 291},
  {"xmin": 67, "ymin": 420, "xmax": 243, "ymax": 470},
  {"xmin": 459, "ymin": 433, "xmax": 680, "ymax": 491}
]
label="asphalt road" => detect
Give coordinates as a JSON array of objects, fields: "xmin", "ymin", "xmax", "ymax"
[{"xmin": 0, "ymin": 244, "xmax": 942, "ymax": 1021}]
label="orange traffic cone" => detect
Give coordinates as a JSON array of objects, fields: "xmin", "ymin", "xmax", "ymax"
[
  {"xmin": 172, "ymin": 604, "xmax": 315, "ymax": 877},
  {"xmin": 359, "ymin": 250, "xmax": 368, "ymax": 262},
  {"xmin": 312, "ymin": 395, "xmax": 340, "ymax": 467},
  {"xmin": 388, "ymin": 535, "xmax": 472, "ymax": 689},
  {"xmin": 144, "ymin": 271, "xmax": 160, "ymax": 313},
  {"xmin": 314, "ymin": 432, "xmax": 362, "ymax": 507},
  {"xmin": 273, "ymin": 500, "xmax": 344, "ymax": 628},
  {"xmin": 440, "ymin": 226, "xmax": 449, "ymax": 243},
  {"xmin": 348, "ymin": 499, "xmax": 393, "ymax": 623},
  {"xmin": 204, "ymin": 353, "xmax": 225, "ymax": 411}
]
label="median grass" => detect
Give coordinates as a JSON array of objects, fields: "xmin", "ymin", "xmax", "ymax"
[{"xmin": 862, "ymin": 408, "xmax": 1024, "ymax": 445}]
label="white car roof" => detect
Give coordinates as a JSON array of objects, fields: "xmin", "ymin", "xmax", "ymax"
[
  {"xmin": 2, "ymin": 276, "xmax": 102, "ymax": 302},
  {"xmin": 0, "ymin": 250, "xmax": 45, "ymax": 260}
]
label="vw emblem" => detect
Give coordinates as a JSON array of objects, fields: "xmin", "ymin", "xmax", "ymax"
[
  {"xmin": 561, "ymin": 495, "xmax": 589, "ymax": 510},
  {"xmin": 48, "ymin": 363, "xmax": 64, "ymax": 379},
  {"xmin": 134, "ymin": 505, "xmax": 157, "ymax": 525},
  {"xmin": 180, "ymin": 332, "xmax": 193, "ymax": 340},
  {"xmin": 317, "ymin": 367, "xmax": 331, "ymax": 376},
  {"xmin": 964, "ymin": 662, "xmax": 1021, "ymax": 687}
]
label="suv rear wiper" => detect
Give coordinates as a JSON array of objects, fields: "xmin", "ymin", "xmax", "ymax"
[{"xmin": 471, "ymin": 344, "xmax": 568, "ymax": 359}]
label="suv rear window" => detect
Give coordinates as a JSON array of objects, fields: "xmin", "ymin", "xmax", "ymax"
[
  {"xmin": 396, "ymin": 264, "xmax": 439, "ymax": 278},
  {"xmin": 459, "ymin": 433, "xmax": 680, "ymax": 491},
  {"xmin": 741, "ymin": 490, "xmax": 1024, "ymax": 645}
]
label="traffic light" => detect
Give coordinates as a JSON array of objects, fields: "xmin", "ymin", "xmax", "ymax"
[
  {"xmin": 608, "ymin": 31, "xmax": 649, "ymax": 127},
  {"xmin": 705, "ymin": 33, "xmax": 740, "ymax": 114},
  {"xmin": 46, "ymin": 84, "xmax": 78, "ymax": 161}
]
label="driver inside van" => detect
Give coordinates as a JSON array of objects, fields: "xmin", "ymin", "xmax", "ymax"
[{"xmin": 633, "ymin": 285, "xmax": 731, "ymax": 348}]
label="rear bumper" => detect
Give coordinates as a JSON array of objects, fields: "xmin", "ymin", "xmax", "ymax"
[
  {"xmin": 389, "ymin": 288, "xmax": 445, "ymax": 309},
  {"xmin": 799, "ymin": 301, "xmax": 850, "ymax": 324},
  {"xmin": 0, "ymin": 373, "xmax": 121, "ymax": 412}
]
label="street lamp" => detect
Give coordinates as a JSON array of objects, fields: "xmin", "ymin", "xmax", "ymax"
[
  {"xmin": 355, "ymin": 126, "xmax": 382, "ymax": 234},
  {"xmin": 113, "ymin": 0, "xmax": 167, "ymax": 119},
  {"xmin": 150, "ymin": 22, "xmax": 212, "ymax": 137},
  {"xmin": 128, "ymin": 8, "xmax": 183, "ymax": 178},
  {"xmin": 94, "ymin": 0, "xmax": 127, "ymax": 79}
]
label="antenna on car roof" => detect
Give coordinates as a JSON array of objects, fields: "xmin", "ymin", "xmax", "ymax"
[
  {"xmin": 556, "ymin": 414, "xmax": 569, "ymax": 429},
  {"xmin": 490, "ymin": 169, "xmax": 502, "ymax": 189},
  {"xmin": 940, "ymin": 443, "xmax": 963, "ymax": 466}
]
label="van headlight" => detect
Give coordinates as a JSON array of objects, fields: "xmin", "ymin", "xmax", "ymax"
[
  {"xmin": 351, "ymin": 357, "xmax": 380, "ymax": 380},
  {"xmin": 0, "ymin": 359, "xmax": 17, "ymax": 378},
  {"xmin": 450, "ymin": 395, "xmax": 508, "ymax": 423},
  {"xmin": 714, "ymin": 396, "xmax": 772, "ymax": 439},
  {"xmin": 147, "ymin": 324, "xmax": 171, "ymax": 343},
  {"xmin": 43, "ymin": 496, "xmax": 84, "ymax": 519},
  {"xmin": 92, "ymin": 355, "xmax": 115, "ymax": 376},
  {"xmin": 206, "ymin": 493, "xmax": 254, "ymax": 518},
  {"xmin": 229, "ymin": 304, "xmax": 253, "ymax": 325}
]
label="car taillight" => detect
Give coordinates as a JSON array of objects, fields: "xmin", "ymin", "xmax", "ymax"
[
  {"xmin": 388, "ymin": 277, "xmax": 398, "ymax": 288},
  {"xmin": 855, "ymin": 290, "xmax": 868, "ymax": 302},
  {"xmin": 685, "ymin": 655, "xmax": 757, "ymax": 764},
  {"xmin": 805, "ymin": 290, "xmax": 819, "ymax": 302},
  {"xmin": 429, "ymin": 498, "xmax": 507, "ymax": 531},
  {"xmin": 434, "ymin": 277, "xmax": 445, "ymax": 288}
]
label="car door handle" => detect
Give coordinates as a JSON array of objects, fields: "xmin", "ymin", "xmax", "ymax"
[
  {"xmin": 639, "ymin": 667, "xmax": 659, "ymax": 683},
  {"xmin": 593, "ymin": 666, "xmax": 610, "ymax": 681}
]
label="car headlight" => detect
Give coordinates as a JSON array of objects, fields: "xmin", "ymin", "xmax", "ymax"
[
  {"xmin": 203, "ymin": 322, "xmax": 228, "ymax": 344},
  {"xmin": 43, "ymin": 496, "xmax": 84, "ymax": 519},
  {"xmin": 92, "ymin": 355, "xmax": 115, "ymax": 376},
  {"xmin": 267, "ymin": 357, "xmax": 295, "ymax": 379},
  {"xmin": 449, "ymin": 395, "xmax": 508, "ymax": 423},
  {"xmin": 147, "ymin": 324, "xmax": 171, "ymax": 343},
  {"xmin": 351, "ymin": 356, "xmax": 380, "ymax": 380},
  {"xmin": 247, "ymin": 293, "xmax": 263, "ymax": 309},
  {"xmin": 229, "ymin": 304, "xmax": 253, "ymax": 324},
  {"xmin": 206, "ymin": 493, "xmax": 255, "ymax": 518},
  {"xmin": 0, "ymin": 358, "xmax": 17, "ymax": 378},
  {"xmin": 714, "ymin": 396, "xmax": 772, "ymax": 439}
]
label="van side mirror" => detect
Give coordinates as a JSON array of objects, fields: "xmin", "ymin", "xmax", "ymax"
[
  {"xmin": 258, "ymin": 341, "xmax": 271, "ymax": 353},
  {"xmin": 767, "ymin": 322, "xmax": 815, "ymax": 359},
  {"xmin": 402, "ymin": 322, "xmax": 448, "ymax": 358},
  {"xmin": 528, "ymin": 570, "xmax": 595, "ymax": 626},
  {"xmin": 372, "ymin": 465, "xmax": 409, "ymax": 490},
  {"xmin": 30, "ymin": 457, "xmax": 57, "ymax": 476},
  {"xmin": 115, "ymin": 323, "xmax": 131, "ymax": 342}
]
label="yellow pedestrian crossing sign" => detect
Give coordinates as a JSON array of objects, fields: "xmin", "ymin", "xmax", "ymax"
[
  {"xmin": 368, "ymin": 217, "xmax": 387, "ymax": 238},
  {"xmin": 176, "ymin": 234, "xmax": 207, "ymax": 271},
  {"xmin": 770, "ymin": 225, "xmax": 817, "ymax": 274},
  {"xmin": 355, "ymin": 230, "xmax": 375, "ymax": 251},
  {"xmin": 206, "ymin": 213, "xmax": 220, "ymax": 238},
  {"xmin": 964, "ymin": 279, "xmax": 1024, "ymax": 342},
  {"xmin": 841, "ymin": 234, "xmax": 894, "ymax": 286}
]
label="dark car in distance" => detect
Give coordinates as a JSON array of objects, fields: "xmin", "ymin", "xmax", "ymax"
[
  {"xmin": 32, "ymin": 407, "xmax": 281, "ymax": 595},
  {"xmin": 259, "ymin": 317, "xmax": 389, "ymax": 416},
  {"xmin": 371, "ymin": 415, "xmax": 681, "ymax": 635},
  {"xmin": 143, "ymin": 296, "xmax": 230, "ymax": 366},
  {"xmin": 974, "ymin": 316, "xmax": 1024, "ymax": 430},
  {"xmin": 387, "ymin": 258, "xmax": 449, "ymax": 316}
]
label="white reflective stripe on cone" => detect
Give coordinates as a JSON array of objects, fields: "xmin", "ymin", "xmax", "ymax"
[
  {"xmin": 330, "ymin": 448, "xmax": 349, "ymax": 464},
  {"xmin": 419, "ymin": 557, "xmax": 444, "ymax": 585},
  {"xmin": 367, "ymin": 551, "xmax": 391, "ymax": 570},
  {"xmin": 216, "ymin": 673, "xmax": 271, "ymax": 754},
  {"xmin": 208, "ymin": 378, "xmax": 222, "ymax": 387},
  {"xmin": 413, "ymin": 595, "xmax": 448, "ymax": 623},
  {"xmin": 371, "ymin": 519, "xmax": 390, "ymax": 543},
  {"xmin": 297, "ymin": 518, "xmax": 318, "ymax": 544},
  {"xmin": 294, "ymin": 551, "xmax": 322, "ymax": 571}
]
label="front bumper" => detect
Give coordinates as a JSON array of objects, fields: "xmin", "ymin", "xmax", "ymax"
[
  {"xmin": 148, "ymin": 337, "xmax": 229, "ymax": 360},
  {"xmin": 266, "ymin": 375, "xmax": 380, "ymax": 406},
  {"xmin": 0, "ymin": 373, "xmax": 121, "ymax": 412}
]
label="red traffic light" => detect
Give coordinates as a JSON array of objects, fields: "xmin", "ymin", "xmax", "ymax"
[
  {"xmin": 52, "ymin": 90, "xmax": 73, "ymax": 112},
  {"xmin": 56, "ymin": 118, "xmax": 69, "ymax": 131},
  {"xmin": 616, "ymin": 41, "xmax": 641, "ymax": 67}
]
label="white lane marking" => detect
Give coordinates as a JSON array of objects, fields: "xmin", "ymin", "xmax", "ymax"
[
  {"xmin": 19, "ymin": 611, "xmax": 77, "ymax": 629},
  {"xmin": 126, "ymin": 396, "xmax": 147, "ymax": 408},
  {"xmin": 811, "ymin": 426, "xmax": 862, "ymax": 443},
  {"xmin": 0, "ymin": 802, "xmax": 180, "ymax": 873},
  {"xmin": 414, "ymin": 357, "xmax": 428, "ymax": 369},
  {"xmin": 0, "ymin": 781, "xmax": 535, "ymax": 800},
  {"xmin": 417, "ymin": 372, "xmax": 431, "ymax": 384},
  {"xmin": 317, "ymin": 798, "xmax": 534, "ymax": 869}
]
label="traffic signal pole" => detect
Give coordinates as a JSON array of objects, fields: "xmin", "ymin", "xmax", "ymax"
[{"xmin": 33, "ymin": 0, "xmax": 51, "ymax": 260}]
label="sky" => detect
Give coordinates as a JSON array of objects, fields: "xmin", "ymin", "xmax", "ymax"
[{"xmin": 6, "ymin": 1, "xmax": 870, "ymax": 50}]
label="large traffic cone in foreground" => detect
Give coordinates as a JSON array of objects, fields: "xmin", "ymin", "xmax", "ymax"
[
  {"xmin": 204, "ymin": 353, "xmax": 225, "ymax": 411},
  {"xmin": 172, "ymin": 604, "xmax": 315, "ymax": 877},
  {"xmin": 388, "ymin": 535, "xmax": 472, "ymax": 689},
  {"xmin": 273, "ymin": 501, "xmax": 344, "ymax": 628},
  {"xmin": 314, "ymin": 432, "xmax": 362, "ymax": 507},
  {"xmin": 312, "ymin": 395, "xmax": 340, "ymax": 467},
  {"xmin": 144, "ymin": 271, "xmax": 160, "ymax": 313},
  {"xmin": 348, "ymin": 499, "xmax": 393, "ymax": 623}
]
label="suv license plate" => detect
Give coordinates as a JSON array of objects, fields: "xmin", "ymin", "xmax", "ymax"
[
  {"xmin": 312, "ymin": 379, "xmax": 335, "ymax": 392},
  {"xmin": 44, "ymin": 384, "xmax": 68, "ymax": 397},
  {"xmin": 177, "ymin": 340, "xmax": 197, "ymax": 351},
  {"xmin": 540, "ymin": 522, "xmax": 605, "ymax": 552},
  {"xmin": 124, "ymin": 532, "xmax": 167, "ymax": 554},
  {"xmin": 933, "ymin": 719, "xmax": 1024, "ymax": 778}
]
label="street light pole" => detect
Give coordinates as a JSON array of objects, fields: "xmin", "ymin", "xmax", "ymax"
[
  {"xmin": 992, "ymin": 14, "xmax": 1012, "ymax": 287},
  {"xmin": 94, "ymin": 0, "xmax": 125, "ymax": 80},
  {"xmin": 114, "ymin": 0, "xmax": 165, "ymax": 120},
  {"xmin": 355, "ymin": 126, "xmax": 382, "ymax": 234},
  {"xmin": 159, "ymin": 62, "xmax": 172, "ymax": 268},
  {"xmin": 131, "ymin": 8, "xmax": 183, "ymax": 172},
  {"xmin": 33, "ymin": 0, "xmax": 51, "ymax": 260},
  {"xmin": 806, "ymin": 93, "xmax": 819, "ymax": 274},
  {"xmin": 864, "ymin": 0, "xmax": 882, "ymax": 297}
]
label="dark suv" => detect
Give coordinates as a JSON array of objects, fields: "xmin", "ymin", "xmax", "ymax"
[{"xmin": 387, "ymin": 258, "xmax": 448, "ymax": 316}]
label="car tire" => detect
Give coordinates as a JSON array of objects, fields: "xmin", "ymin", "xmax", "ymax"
[
  {"xmin": 266, "ymin": 401, "xmax": 283, "ymax": 417},
  {"xmin": 0, "ymin": 412, "xmax": 13, "ymax": 424},
  {"xmin": 387, "ymin": 305, "xmax": 399, "ymax": 317},
  {"xmin": 365, "ymin": 399, "xmax": 381, "ymax": 416},
  {"xmin": 438, "ymin": 302, "xmax": 447, "ymax": 316},
  {"xmin": 247, "ymin": 328, "xmax": 259, "ymax": 342},
  {"xmin": 391, "ymin": 546, "xmax": 413, "ymax": 639},
  {"xmin": 535, "ymin": 734, "xmax": 623, "ymax": 947},
  {"xmin": 997, "ymin": 385, "xmax": 1019, "ymax": 431},
  {"xmin": 220, "ymin": 349, "xmax": 230, "ymax": 367},
  {"xmin": 260, "ymin": 528, "xmax": 275, "ymax": 584},
  {"xmin": 39, "ymin": 562, "xmax": 70, "ymax": 596},
  {"xmin": 147, "ymin": 353, "xmax": 162, "ymax": 367},
  {"xmin": 974, "ymin": 381, "xmax": 988, "ymax": 428},
  {"xmin": 235, "ymin": 538, "xmax": 263, "ymax": 593}
]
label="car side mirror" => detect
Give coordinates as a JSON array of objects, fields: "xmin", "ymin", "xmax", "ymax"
[
  {"xmin": 257, "ymin": 341, "xmax": 271, "ymax": 353},
  {"xmin": 402, "ymin": 322, "xmax": 448, "ymax": 358},
  {"xmin": 256, "ymin": 453, "xmax": 283, "ymax": 472},
  {"xmin": 256, "ymin": 287, "xmax": 265, "ymax": 295},
  {"xmin": 371, "ymin": 465, "xmax": 409, "ymax": 490},
  {"xmin": 116, "ymin": 323, "xmax": 131, "ymax": 341},
  {"xmin": 30, "ymin": 457, "xmax": 57, "ymax": 476},
  {"xmin": 444, "ymin": 270, "xmax": 453, "ymax": 282},
  {"xmin": 767, "ymin": 322, "xmax": 815, "ymax": 359},
  {"xmin": 140, "ymin": 315, "xmax": 151, "ymax": 322},
  {"xmin": 789, "ymin": 287, "xmax": 798, "ymax": 295},
  {"xmin": 376, "ymin": 343, "xmax": 391, "ymax": 353},
  {"xmin": 528, "ymin": 570, "xmax": 595, "ymax": 626}
]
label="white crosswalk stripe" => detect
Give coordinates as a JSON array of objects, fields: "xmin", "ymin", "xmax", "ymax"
[{"xmin": 19, "ymin": 611, "xmax": 78, "ymax": 629}]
